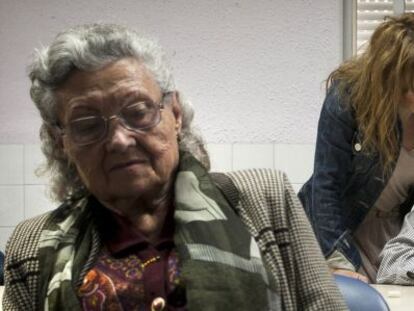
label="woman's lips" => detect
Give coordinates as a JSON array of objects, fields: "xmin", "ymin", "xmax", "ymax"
[{"xmin": 109, "ymin": 159, "xmax": 146, "ymax": 172}]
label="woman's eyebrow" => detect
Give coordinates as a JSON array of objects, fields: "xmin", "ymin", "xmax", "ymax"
[
  {"xmin": 117, "ymin": 90, "xmax": 144, "ymax": 102},
  {"xmin": 65, "ymin": 96, "xmax": 103, "ymax": 117},
  {"xmin": 113, "ymin": 86, "xmax": 159, "ymax": 103},
  {"xmin": 66, "ymin": 91, "xmax": 103, "ymax": 108}
]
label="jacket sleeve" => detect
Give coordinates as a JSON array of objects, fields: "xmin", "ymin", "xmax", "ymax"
[
  {"xmin": 3, "ymin": 227, "xmax": 33, "ymax": 310},
  {"xmin": 283, "ymin": 173, "xmax": 349, "ymax": 310},
  {"xmin": 377, "ymin": 209, "xmax": 414, "ymax": 285},
  {"xmin": 2, "ymin": 214, "xmax": 48, "ymax": 310},
  {"xmin": 304, "ymin": 85, "xmax": 360, "ymax": 267}
]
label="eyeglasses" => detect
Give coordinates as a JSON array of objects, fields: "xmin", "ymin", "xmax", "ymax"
[{"xmin": 58, "ymin": 94, "xmax": 169, "ymax": 146}]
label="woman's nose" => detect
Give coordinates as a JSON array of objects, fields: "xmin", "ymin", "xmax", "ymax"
[{"xmin": 104, "ymin": 118, "xmax": 136, "ymax": 152}]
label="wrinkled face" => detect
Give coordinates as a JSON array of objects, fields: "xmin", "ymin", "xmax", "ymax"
[{"xmin": 56, "ymin": 58, "xmax": 182, "ymax": 204}]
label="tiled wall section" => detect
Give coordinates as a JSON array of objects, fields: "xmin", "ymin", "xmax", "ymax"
[{"xmin": 0, "ymin": 143, "xmax": 315, "ymax": 251}]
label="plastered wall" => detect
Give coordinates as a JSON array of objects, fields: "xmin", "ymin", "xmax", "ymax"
[{"xmin": 0, "ymin": 0, "xmax": 342, "ymax": 144}]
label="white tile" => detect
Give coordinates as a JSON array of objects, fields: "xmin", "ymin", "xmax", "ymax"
[
  {"xmin": 274, "ymin": 144, "xmax": 315, "ymax": 184},
  {"xmin": 0, "ymin": 186, "xmax": 24, "ymax": 226},
  {"xmin": 24, "ymin": 185, "xmax": 55, "ymax": 219},
  {"xmin": 233, "ymin": 144, "xmax": 274, "ymax": 170},
  {"xmin": 24, "ymin": 144, "xmax": 48, "ymax": 185},
  {"xmin": 0, "ymin": 145, "xmax": 23, "ymax": 185},
  {"xmin": 0, "ymin": 227, "xmax": 15, "ymax": 252},
  {"xmin": 207, "ymin": 143, "xmax": 232, "ymax": 172}
]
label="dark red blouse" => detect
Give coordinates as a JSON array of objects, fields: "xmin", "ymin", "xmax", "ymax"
[{"xmin": 78, "ymin": 202, "xmax": 187, "ymax": 311}]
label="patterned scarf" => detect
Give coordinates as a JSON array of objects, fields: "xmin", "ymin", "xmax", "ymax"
[{"xmin": 37, "ymin": 151, "xmax": 280, "ymax": 310}]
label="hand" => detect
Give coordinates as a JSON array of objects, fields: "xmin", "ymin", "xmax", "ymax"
[{"xmin": 331, "ymin": 268, "xmax": 369, "ymax": 283}]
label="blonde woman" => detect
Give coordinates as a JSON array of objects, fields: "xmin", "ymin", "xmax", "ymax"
[{"xmin": 299, "ymin": 13, "xmax": 414, "ymax": 283}]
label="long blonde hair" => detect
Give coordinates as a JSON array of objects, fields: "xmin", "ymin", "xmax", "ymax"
[{"xmin": 328, "ymin": 13, "xmax": 414, "ymax": 173}]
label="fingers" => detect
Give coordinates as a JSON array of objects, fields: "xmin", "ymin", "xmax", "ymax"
[
  {"xmin": 354, "ymin": 273, "xmax": 369, "ymax": 283},
  {"xmin": 332, "ymin": 269, "xmax": 369, "ymax": 283}
]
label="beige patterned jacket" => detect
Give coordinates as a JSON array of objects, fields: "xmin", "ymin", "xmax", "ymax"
[{"xmin": 3, "ymin": 169, "xmax": 348, "ymax": 310}]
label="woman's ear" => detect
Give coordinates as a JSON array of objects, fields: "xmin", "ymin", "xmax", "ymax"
[
  {"xmin": 42, "ymin": 125, "xmax": 69, "ymax": 166},
  {"xmin": 61, "ymin": 136, "xmax": 71, "ymax": 159},
  {"xmin": 170, "ymin": 91, "xmax": 183, "ymax": 135},
  {"xmin": 49, "ymin": 125, "xmax": 71, "ymax": 162}
]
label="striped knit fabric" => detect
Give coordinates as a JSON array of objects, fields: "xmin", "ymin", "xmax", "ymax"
[{"xmin": 377, "ymin": 209, "xmax": 414, "ymax": 285}]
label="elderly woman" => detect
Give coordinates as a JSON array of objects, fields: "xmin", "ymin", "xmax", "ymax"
[{"xmin": 3, "ymin": 24, "xmax": 346, "ymax": 311}]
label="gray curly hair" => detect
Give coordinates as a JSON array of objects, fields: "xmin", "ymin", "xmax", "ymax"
[{"xmin": 29, "ymin": 23, "xmax": 210, "ymax": 202}]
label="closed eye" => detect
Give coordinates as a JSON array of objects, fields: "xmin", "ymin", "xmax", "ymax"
[{"xmin": 69, "ymin": 116, "xmax": 103, "ymax": 135}]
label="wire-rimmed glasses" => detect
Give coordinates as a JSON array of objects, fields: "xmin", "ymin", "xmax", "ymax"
[{"xmin": 58, "ymin": 93, "xmax": 170, "ymax": 146}]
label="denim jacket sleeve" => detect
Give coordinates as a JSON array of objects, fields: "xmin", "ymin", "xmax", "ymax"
[{"xmin": 299, "ymin": 84, "xmax": 362, "ymax": 268}]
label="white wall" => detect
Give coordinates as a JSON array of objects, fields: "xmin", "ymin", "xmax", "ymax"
[
  {"xmin": 0, "ymin": 0, "xmax": 342, "ymax": 144},
  {"xmin": 0, "ymin": 0, "xmax": 343, "ymax": 250}
]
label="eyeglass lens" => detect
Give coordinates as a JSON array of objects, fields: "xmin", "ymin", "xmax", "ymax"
[{"xmin": 67, "ymin": 100, "xmax": 161, "ymax": 145}]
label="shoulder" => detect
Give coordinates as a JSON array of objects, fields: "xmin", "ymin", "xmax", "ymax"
[
  {"xmin": 223, "ymin": 168, "xmax": 291, "ymax": 200},
  {"xmin": 3, "ymin": 211, "xmax": 54, "ymax": 308},
  {"xmin": 6, "ymin": 196, "xmax": 87, "ymax": 262},
  {"xmin": 219, "ymin": 169, "xmax": 299, "ymax": 229},
  {"xmin": 322, "ymin": 82, "xmax": 356, "ymax": 124},
  {"xmin": 224, "ymin": 168, "xmax": 287, "ymax": 184},
  {"xmin": 6, "ymin": 212, "xmax": 52, "ymax": 262}
]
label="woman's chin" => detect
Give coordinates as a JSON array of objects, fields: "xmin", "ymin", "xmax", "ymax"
[{"xmin": 103, "ymin": 177, "xmax": 160, "ymax": 200}]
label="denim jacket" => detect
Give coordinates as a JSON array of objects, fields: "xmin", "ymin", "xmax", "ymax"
[{"xmin": 298, "ymin": 84, "xmax": 414, "ymax": 269}]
